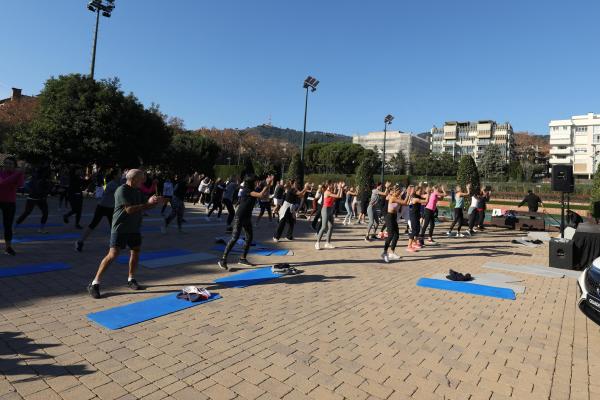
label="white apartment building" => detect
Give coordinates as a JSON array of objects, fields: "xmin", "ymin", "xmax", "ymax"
[
  {"xmin": 549, "ymin": 112, "xmax": 600, "ymax": 177},
  {"xmin": 430, "ymin": 120, "xmax": 514, "ymax": 163},
  {"xmin": 352, "ymin": 130, "xmax": 429, "ymax": 162}
]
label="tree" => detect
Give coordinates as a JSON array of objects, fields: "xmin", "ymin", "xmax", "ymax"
[
  {"xmin": 286, "ymin": 153, "xmax": 303, "ymax": 183},
  {"xmin": 479, "ymin": 144, "xmax": 506, "ymax": 180},
  {"xmin": 165, "ymin": 132, "xmax": 220, "ymax": 175},
  {"xmin": 8, "ymin": 74, "xmax": 172, "ymax": 167},
  {"xmin": 355, "ymin": 150, "xmax": 379, "ymax": 194},
  {"xmin": 507, "ymin": 160, "xmax": 524, "ymax": 181},
  {"xmin": 457, "ymin": 155, "xmax": 480, "ymax": 194},
  {"xmin": 389, "ymin": 150, "xmax": 406, "ymax": 175},
  {"xmin": 0, "ymin": 96, "xmax": 38, "ymax": 150},
  {"xmin": 591, "ymin": 165, "xmax": 600, "ymax": 220}
]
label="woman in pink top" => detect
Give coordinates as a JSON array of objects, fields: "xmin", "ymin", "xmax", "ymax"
[
  {"xmin": 419, "ymin": 184, "xmax": 446, "ymax": 245},
  {"xmin": 0, "ymin": 157, "xmax": 25, "ymax": 255}
]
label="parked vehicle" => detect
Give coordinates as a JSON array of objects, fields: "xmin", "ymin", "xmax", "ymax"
[{"xmin": 577, "ymin": 257, "xmax": 600, "ymax": 325}]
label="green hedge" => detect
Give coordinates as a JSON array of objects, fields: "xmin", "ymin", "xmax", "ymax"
[{"xmin": 213, "ymin": 165, "xmax": 245, "ymax": 180}]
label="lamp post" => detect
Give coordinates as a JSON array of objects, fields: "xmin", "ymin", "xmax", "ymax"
[
  {"xmin": 301, "ymin": 76, "xmax": 319, "ymax": 184},
  {"xmin": 381, "ymin": 114, "xmax": 394, "ymax": 183},
  {"xmin": 87, "ymin": 0, "xmax": 115, "ymax": 80}
]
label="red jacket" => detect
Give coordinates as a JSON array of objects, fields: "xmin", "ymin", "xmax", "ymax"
[{"xmin": 0, "ymin": 170, "xmax": 25, "ymax": 203}]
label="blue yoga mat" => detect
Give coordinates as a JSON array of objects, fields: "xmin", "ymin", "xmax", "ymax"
[
  {"xmin": 12, "ymin": 233, "xmax": 80, "ymax": 243},
  {"xmin": 0, "ymin": 262, "xmax": 71, "ymax": 278},
  {"xmin": 416, "ymin": 278, "xmax": 516, "ymax": 300},
  {"xmin": 88, "ymin": 292, "xmax": 222, "ymax": 330},
  {"xmin": 117, "ymin": 249, "xmax": 193, "ymax": 264},
  {"xmin": 214, "ymin": 267, "xmax": 281, "ymax": 288},
  {"xmin": 211, "ymin": 244, "xmax": 284, "ymax": 256}
]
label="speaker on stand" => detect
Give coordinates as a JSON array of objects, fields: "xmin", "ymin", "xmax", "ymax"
[{"xmin": 549, "ymin": 165, "xmax": 575, "ymax": 269}]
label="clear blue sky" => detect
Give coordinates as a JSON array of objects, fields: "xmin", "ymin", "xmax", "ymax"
[{"xmin": 1, "ymin": 0, "xmax": 599, "ymax": 136}]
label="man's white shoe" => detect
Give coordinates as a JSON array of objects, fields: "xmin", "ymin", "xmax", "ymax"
[
  {"xmin": 315, "ymin": 242, "xmax": 321, "ymax": 250},
  {"xmin": 389, "ymin": 253, "xmax": 401, "ymax": 260},
  {"xmin": 324, "ymin": 243, "xmax": 335, "ymax": 249}
]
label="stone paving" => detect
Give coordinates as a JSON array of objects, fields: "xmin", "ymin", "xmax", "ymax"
[{"xmin": 0, "ymin": 198, "xmax": 598, "ymax": 400}]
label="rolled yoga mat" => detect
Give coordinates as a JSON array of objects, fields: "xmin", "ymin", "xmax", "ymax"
[
  {"xmin": 0, "ymin": 262, "xmax": 71, "ymax": 278},
  {"xmin": 88, "ymin": 292, "xmax": 222, "ymax": 330},
  {"xmin": 416, "ymin": 277, "xmax": 516, "ymax": 300}
]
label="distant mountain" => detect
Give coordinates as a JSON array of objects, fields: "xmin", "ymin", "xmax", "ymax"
[{"xmin": 243, "ymin": 124, "xmax": 351, "ymax": 146}]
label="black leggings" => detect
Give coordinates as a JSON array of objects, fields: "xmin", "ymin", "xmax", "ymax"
[
  {"xmin": 409, "ymin": 211, "xmax": 420, "ymax": 240},
  {"xmin": 88, "ymin": 205, "xmax": 113, "ymax": 229},
  {"xmin": 223, "ymin": 199, "xmax": 235, "ymax": 226},
  {"xmin": 223, "ymin": 216, "xmax": 253, "ymax": 260},
  {"xmin": 0, "ymin": 202, "xmax": 16, "ymax": 243},
  {"xmin": 65, "ymin": 194, "xmax": 83, "ymax": 225},
  {"xmin": 275, "ymin": 208, "xmax": 295, "ymax": 240},
  {"xmin": 208, "ymin": 199, "xmax": 223, "ymax": 218},
  {"xmin": 478, "ymin": 209, "xmax": 486, "ymax": 228},
  {"xmin": 161, "ymin": 196, "xmax": 172, "ymax": 214},
  {"xmin": 311, "ymin": 204, "xmax": 322, "ymax": 231},
  {"xmin": 448, "ymin": 208, "xmax": 464, "ymax": 232},
  {"xmin": 420, "ymin": 208, "xmax": 435, "ymax": 239},
  {"xmin": 384, "ymin": 213, "xmax": 399, "ymax": 252},
  {"xmin": 16, "ymin": 198, "xmax": 48, "ymax": 225}
]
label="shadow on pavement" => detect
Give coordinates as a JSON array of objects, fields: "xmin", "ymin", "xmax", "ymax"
[{"xmin": 0, "ymin": 331, "xmax": 93, "ymax": 381}]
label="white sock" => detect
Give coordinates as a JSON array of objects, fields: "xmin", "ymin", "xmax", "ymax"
[{"xmin": 92, "ymin": 279, "xmax": 100, "ymax": 285}]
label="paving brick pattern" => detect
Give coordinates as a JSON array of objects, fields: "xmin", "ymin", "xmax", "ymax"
[{"xmin": 0, "ymin": 199, "xmax": 598, "ymax": 399}]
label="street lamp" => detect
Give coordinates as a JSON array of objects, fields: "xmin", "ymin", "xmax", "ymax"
[
  {"xmin": 381, "ymin": 114, "xmax": 394, "ymax": 183},
  {"xmin": 87, "ymin": 0, "xmax": 116, "ymax": 80},
  {"xmin": 300, "ymin": 75, "xmax": 319, "ymax": 184}
]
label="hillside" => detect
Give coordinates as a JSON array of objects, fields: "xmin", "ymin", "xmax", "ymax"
[{"xmin": 243, "ymin": 124, "xmax": 351, "ymax": 146}]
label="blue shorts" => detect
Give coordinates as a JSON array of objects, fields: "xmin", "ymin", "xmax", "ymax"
[{"xmin": 109, "ymin": 233, "xmax": 142, "ymax": 250}]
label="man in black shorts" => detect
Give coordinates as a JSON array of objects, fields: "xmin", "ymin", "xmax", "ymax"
[
  {"xmin": 87, "ymin": 169, "xmax": 163, "ymax": 299},
  {"xmin": 218, "ymin": 174, "xmax": 274, "ymax": 270}
]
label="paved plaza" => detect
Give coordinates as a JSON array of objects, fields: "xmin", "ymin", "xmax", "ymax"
[{"xmin": 0, "ymin": 198, "xmax": 598, "ymax": 400}]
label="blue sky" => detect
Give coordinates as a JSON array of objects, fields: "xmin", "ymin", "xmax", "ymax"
[{"xmin": 1, "ymin": 0, "xmax": 599, "ymax": 136}]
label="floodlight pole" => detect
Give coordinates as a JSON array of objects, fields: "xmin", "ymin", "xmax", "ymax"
[
  {"xmin": 300, "ymin": 86, "xmax": 309, "ymax": 185},
  {"xmin": 381, "ymin": 122, "xmax": 388, "ymax": 184},
  {"xmin": 90, "ymin": 8, "xmax": 100, "ymax": 80}
]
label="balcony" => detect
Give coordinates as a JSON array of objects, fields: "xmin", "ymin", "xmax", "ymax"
[
  {"xmin": 549, "ymin": 157, "xmax": 572, "ymax": 165},
  {"xmin": 549, "ymin": 137, "xmax": 572, "ymax": 146},
  {"xmin": 550, "ymin": 148, "xmax": 572, "ymax": 155}
]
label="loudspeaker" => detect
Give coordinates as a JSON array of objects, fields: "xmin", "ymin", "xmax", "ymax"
[
  {"xmin": 551, "ymin": 165, "xmax": 574, "ymax": 193},
  {"xmin": 549, "ymin": 238, "xmax": 574, "ymax": 270}
]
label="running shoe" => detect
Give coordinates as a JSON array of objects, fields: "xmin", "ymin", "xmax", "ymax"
[
  {"xmin": 238, "ymin": 258, "xmax": 255, "ymax": 267},
  {"xmin": 427, "ymin": 239, "xmax": 435, "ymax": 244},
  {"xmin": 382, "ymin": 253, "xmax": 390, "ymax": 263},
  {"xmin": 406, "ymin": 246, "xmax": 417, "ymax": 252},
  {"xmin": 388, "ymin": 253, "xmax": 401, "ymax": 260},
  {"xmin": 218, "ymin": 259, "xmax": 228, "ymax": 270},
  {"xmin": 315, "ymin": 242, "xmax": 321, "ymax": 250},
  {"xmin": 75, "ymin": 240, "xmax": 83, "ymax": 252},
  {"xmin": 272, "ymin": 237, "xmax": 279, "ymax": 243},
  {"xmin": 127, "ymin": 279, "xmax": 143, "ymax": 290},
  {"xmin": 87, "ymin": 283, "xmax": 101, "ymax": 299},
  {"xmin": 412, "ymin": 243, "xmax": 422, "ymax": 249},
  {"xmin": 446, "ymin": 231, "xmax": 452, "ymax": 236},
  {"xmin": 364, "ymin": 237, "xmax": 371, "ymax": 242},
  {"xmin": 457, "ymin": 233, "xmax": 465, "ymax": 238},
  {"xmin": 4, "ymin": 247, "xmax": 16, "ymax": 256},
  {"xmin": 324, "ymin": 243, "xmax": 335, "ymax": 249}
]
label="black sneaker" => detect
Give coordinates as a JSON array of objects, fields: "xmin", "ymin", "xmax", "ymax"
[
  {"xmin": 238, "ymin": 258, "xmax": 255, "ymax": 267},
  {"xmin": 75, "ymin": 241, "xmax": 83, "ymax": 252},
  {"xmin": 4, "ymin": 247, "xmax": 15, "ymax": 256},
  {"xmin": 127, "ymin": 279, "xmax": 143, "ymax": 290},
  {"xmin": 87, "ymin": 283, "xmax": 101, "ymax": 299},
  {"xmin": 218, "ymin": 259, "xmax": 228, "ymax": 270}
]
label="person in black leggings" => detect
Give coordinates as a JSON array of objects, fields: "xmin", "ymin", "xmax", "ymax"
[
  {"xmin": 273, "ymin": 181, "xmax": 310, "ymax": 242},
  {"xmin": 406, "ymin": 185, "xmax": 425, "ymax": 252},
  {"xmin": 382, "ymin": 186, "xmax": 407, "ymax": 263},
  {"xmin": 207, "ymin": 178, "xmax": 225, "ymax": 220},
  {"xmin": 218, "ymin": 174, "xmax": 274, "ymax": 271},
  {"xmin": 63, "ymin": 167, "xmax": 87, "ymax": 229},
  {"xmin": 15, "ymin": 164, "xmax": 51, "ymax": 233},
  {"xmin": 76, "ymin": 169, "xmax": 121, "ymax": 252},
  {"xmin": 447, "ymin": 184, "xmax": 470, "ymax": 237},
  {"xmin": 0, "ymin": 157, "xmax": 24, "ymax": 255}
]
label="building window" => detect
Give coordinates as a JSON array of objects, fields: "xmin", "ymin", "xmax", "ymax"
[
  {"xmin": 563, "ymin": 126, "xmax": 570, "ymax": 131},
  {"xmin": 552, "ymin": 127, "xmax": 559, "ymax": 132},
  {"xmin": 576, "ymin": 126, "xmax": 588, "ymax": 133},
  {"xmin": 574, "ymin": 147, "xmax": 587, "ymax": 153}
]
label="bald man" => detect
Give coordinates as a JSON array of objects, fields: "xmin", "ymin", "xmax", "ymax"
[{"xmin": 88, "ymin": 169, "xmax": 163, "ymax": 299}]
